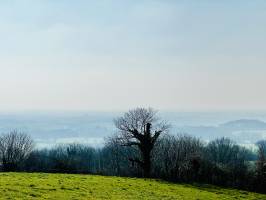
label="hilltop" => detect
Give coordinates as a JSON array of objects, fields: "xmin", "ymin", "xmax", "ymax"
[{"xmin": 0, "ymin": 173, "xmax": 265, "ymax": 200}]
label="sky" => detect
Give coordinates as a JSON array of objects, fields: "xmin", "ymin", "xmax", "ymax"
[{"xmin": 0, "ymin": 0, "xmax": 266, "ymax": 112}]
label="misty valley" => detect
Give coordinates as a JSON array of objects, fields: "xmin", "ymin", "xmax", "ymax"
[{"xmin": 0, "ymin": 111, "xmax": 265, "ymax": 148}]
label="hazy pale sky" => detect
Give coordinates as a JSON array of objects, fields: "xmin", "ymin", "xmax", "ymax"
[{"xmin": 0, "ymin": 0, "xmax": 266, "ymax": 111}]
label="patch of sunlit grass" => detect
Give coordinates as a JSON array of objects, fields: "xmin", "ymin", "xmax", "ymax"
[{"xmin": 0, "ymin": 173, "xmax": 265, "ymax": 200}]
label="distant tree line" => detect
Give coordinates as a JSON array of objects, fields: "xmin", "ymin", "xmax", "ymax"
[{"xmin": 0, "ymin": 108, "xmax": 265, "ymax": 194}]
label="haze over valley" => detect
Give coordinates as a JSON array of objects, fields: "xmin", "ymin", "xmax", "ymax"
[{"xmin": 1, "ymin": 111, "xmax": 266, "ymax": 148}]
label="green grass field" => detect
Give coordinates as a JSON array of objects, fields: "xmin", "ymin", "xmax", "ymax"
[{"xmin": 0, "ymin": 173, "xmax": 265, "ymax": 200}]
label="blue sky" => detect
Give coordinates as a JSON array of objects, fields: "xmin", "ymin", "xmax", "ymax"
[{"xmin": 0, "ymin": 1, "xmax": 266, "ymax": 111}]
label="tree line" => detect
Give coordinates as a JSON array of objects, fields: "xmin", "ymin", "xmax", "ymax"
[{"xmin": 0, "ymin": 108, "xmax": 265, "ymax": 193}]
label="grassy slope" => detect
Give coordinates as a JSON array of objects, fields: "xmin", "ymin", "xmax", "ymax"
[{"xmin": 0, "ymin": 173, "xmax": 265, "ymax": 200}]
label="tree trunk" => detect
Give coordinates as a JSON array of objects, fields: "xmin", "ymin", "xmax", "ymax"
[{"xmin": 142, "ymin": 147, "xmax": 152, "ymax": 178}]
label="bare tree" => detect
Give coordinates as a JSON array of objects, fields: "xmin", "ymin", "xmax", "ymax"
[
  {"xmin": 101, "ymin": 137, "xmax": 136, "ymax": 176},
  {"xmin": 114, "ymin": 108, "xmax": 169, "ymax": 177},
  {"xmin": 205, "ymin": 137, "xmax": 240, "ymax": 165},
  {"xmin": 257, "ymin": 140, "xmax": 266, "ymax": 170},
  {"xmin": 153, "ymin": 134, "xmax": 203, "ymax": 181},
  {"xmin": 0, "ymin": 130, "xmax": 34, "ymax": 171},
  {"xmin": 256, "ymin": 140, "xmax": 266, "ymax": 191}
]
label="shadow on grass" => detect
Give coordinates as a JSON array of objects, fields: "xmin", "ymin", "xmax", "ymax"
[
  {"xmin": 149, "ymin": 178, "xmax": 252, "ymax": 197},
  {"xmin": 185, "ymin": 183, "xmax": 250, "ymax": 197}
]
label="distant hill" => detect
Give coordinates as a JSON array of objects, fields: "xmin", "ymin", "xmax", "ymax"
[
  {"xmin": 220, "ymin": 119, "xmax": 266, "ymax": 129},
  {"xmin": 176, "ymin": 119, "xmax": 266, "ymax": 145}
]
